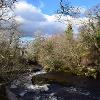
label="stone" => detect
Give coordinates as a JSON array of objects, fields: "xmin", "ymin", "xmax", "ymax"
[{"xmin": 31, "ymin": 71, "xmax": 100, "ymax": 90}]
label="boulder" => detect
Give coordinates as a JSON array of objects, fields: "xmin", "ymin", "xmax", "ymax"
[
  {"xmin": 0, "ymin": 83, "xmax": 22, "ymax": 100},
  {"xmin": 31, "ymin": 71, "xmax": 100, "ymax": 90},
  {"xmin": 0, "ymin": 83, "xmax": 9, "ymax": 100},
  {"xmin": 30, "ymin": 65, "xmax": 43, "ymax": 73},
  {"xmin": 32, "ymin": 72, "xmax": 86, "ymax": 87}
]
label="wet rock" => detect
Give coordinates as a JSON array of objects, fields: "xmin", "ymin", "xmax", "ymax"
[
  {"xmin": 0, "ymin": 83, "xmax": 23, "ymax": 100},
  {"xmin": 6, "ymin": 88, "xmax": 22, "ymax": 100},
  {"xmin": 0, "ymin": 83, "xmax": 9, "ymax": 100},
  {"xmin": 30, "ymin": 65, "xmax": 43, "ymax": 73},
  {"xmin": 32, "ymin": 72, "xmax": 85, "ymax": 86},
  {"xmin": 31, "ymin": 71, "xmax": 100, "ymax": 90}
]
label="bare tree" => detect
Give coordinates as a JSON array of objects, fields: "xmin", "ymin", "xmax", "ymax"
[
  {"xmin": 57, "ymin": 0, "xmax": 80, "ymax": 20},
  {"xmin": 0, "ymin": 0, "xmax": 24, "ymax": 83},
  {"xmin": 0, "ymin": 0, "xmax": 17, "ymax": 8}
]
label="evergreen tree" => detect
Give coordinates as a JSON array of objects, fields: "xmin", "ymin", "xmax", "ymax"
[{"xmin": 65, "ymin": 24, "xmax": 73, "ymax": 40}]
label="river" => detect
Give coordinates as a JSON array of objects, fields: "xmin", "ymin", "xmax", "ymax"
[{"xmin": 7, "ymin": 70, "xmax": 100, "ymax": 100}]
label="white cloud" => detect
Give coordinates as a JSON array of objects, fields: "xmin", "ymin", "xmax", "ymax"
[
  {"xmin": 15, "ymin": 1, "xmax": 41, "ymax": 13},
  {"xmin": 55, "ymin": 14, "xmax": 89, "ymax": 27},
  {"xmin": 15, "ymin": 16, "xmax": 25, "ymax": 23},
  {"xmin": 15, "ymin": 1, "xmax": 89, "ymax": 37}
]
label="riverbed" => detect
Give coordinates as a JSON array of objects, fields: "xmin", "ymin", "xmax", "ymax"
[{"xmin": 7, "ymin": 70, "xmax": 100, "ymax": 100}]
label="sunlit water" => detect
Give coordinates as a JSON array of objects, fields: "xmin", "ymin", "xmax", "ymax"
[{"xmin": 9, "ymin": 70, "xmax": 100, "ymax": 100}]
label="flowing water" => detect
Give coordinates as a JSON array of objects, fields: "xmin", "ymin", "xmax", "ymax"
[{"xmin": 8, "ymin": 70, "xmax": 100, "ymax": 100}]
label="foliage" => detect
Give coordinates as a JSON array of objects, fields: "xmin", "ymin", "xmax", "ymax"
[
  {"xmin": 0, "ymin": 0, "xmax": 31, "ymax": 83},
  {"xmin": 29, "ymin": 10, "xmax": 100, "ymax": 78},
  {"xmin": 31, "ymin": 25, "xmax": 80, "ymax": 73}
]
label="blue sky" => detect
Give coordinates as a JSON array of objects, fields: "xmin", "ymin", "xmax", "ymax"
[
  {"xmin": 15, "ymin": 0, "xmax": 100, "ymax": 41},
  {"xmin": 26, "ymin": 0, "xmax": 100, "ymax": 15}
]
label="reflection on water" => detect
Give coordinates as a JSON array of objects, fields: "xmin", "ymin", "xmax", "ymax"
[{"xmin": 9, "ymin": 70, "xmax": 100, "ymax": 100}]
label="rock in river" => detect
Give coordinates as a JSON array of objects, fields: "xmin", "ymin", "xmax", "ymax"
[{"xmin": 31, "ymin": 71, "xmax": 100, "ymax": 90}]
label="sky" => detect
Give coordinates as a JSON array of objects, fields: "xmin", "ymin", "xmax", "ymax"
[
  {"xmin": 27, "ymin": 0, "xmax": 100, "ymax": 15},
  {"xmin": 15, "ymin": 0, "xmax": 100, "ymax": 41}
]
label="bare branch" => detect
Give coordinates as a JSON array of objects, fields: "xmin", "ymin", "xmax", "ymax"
[{"xmin": 58, "ymin": 0, "xmax": 80, "ymax": 17}]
